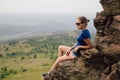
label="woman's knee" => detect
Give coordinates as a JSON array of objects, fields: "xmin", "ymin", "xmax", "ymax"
[{"xmin": 58, "ymin": 45, "xmax": 64, "ymax": 51}]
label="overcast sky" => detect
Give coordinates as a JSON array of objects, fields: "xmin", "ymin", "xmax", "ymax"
[{"xmin": 0, "ymin": 0, "xmax": 103, "ymax": 14}]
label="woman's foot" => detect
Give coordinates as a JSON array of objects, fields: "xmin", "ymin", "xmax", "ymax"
[{"xmin": 42, "ymin": 72, "xmax": 49, "ymax": 77}]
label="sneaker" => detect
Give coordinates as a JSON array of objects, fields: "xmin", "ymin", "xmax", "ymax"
[{"xmin": 42, "ymin": 72, "xmax": 49, "ymax": 77}]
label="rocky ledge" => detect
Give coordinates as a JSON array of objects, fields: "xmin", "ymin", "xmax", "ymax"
[{"xmin": 44, "ymin": 0, "xmax": 120, "ymax": 80}]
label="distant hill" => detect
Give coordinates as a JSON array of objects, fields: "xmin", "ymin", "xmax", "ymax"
[{"xmin": 0, "ymin": 13, "xmax": 96, "ymax": 41}]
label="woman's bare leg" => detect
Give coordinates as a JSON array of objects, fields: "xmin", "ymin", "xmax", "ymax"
[
  {"xmin": 58, "ymin": 45, "xmax": 71, "ymax": 57},
  {"xmin": 49, "ymin": 51, "xmax": 76, "ymax": 72}
]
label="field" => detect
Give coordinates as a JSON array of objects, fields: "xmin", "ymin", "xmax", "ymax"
[
  {"xmin": 0, "ymin": 54, "xmax": 54, "ymax": 80},
  {"xmin": 0, "ymin": 32, "xmax": 76, "ymax": 80}
]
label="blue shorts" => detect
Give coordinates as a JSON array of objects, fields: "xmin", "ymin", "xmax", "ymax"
[{"xmin": 72, "ymin": 51, "xmax": 81, "ymax": 57}]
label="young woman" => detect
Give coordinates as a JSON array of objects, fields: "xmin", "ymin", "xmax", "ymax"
[{"xmin": 42, "ymin": 16, "xmax": 93, "ymax": 77}]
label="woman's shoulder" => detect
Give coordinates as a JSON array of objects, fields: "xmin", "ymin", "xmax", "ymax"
[{"xmin": 82, "ymin": 29, "xmax": 90, "ymax": 33}]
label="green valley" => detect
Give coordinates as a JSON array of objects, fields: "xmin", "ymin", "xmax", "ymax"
[{"xmin": 0, "ymin": 32, "xmax": 76, "ymax": 80}]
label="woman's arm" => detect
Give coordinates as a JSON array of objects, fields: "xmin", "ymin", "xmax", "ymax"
[
  {"xmin": 66, "ymin": 43, "xmax": 77, "ymax": 56},
  {"xmin": 81, "ymin": 38, "xmax": 92, "ymax": 49},
  {"xmin": 74, "ymin": 39, "xmax": 93, "ymax": 52},
  {"xmin": 70, "ymin": 42, "xmax": 77, "ymax": 50}
]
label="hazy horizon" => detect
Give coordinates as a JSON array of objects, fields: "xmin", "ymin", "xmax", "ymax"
[
  {"xmin": 0, "ymin": 13, "xmax": 96, "ymax": 41},
  {"xmin": 0, "ymin": 0, "xmax": 101, "ymax": 41}
]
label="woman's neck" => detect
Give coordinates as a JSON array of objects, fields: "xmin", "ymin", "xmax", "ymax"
[{"xmin": 81, "ymin": 26, "xmax": 87, "ymax": 30}]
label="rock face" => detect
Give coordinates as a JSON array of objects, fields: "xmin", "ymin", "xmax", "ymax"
[
  {"xmin": 94, "ymin": 0, "xmax": 120, "ymax": 79},
  {"xmin": 44, "ymin": 0, "xmax": 120, "ymax": 80}
]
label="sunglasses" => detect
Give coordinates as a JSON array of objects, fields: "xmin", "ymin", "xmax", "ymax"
[{"xmin": 75, "ymin": 22, "xmax": 82, "ymax": 26}]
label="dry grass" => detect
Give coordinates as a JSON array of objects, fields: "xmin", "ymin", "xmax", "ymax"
[{"xmin": 0, "ymin": 54, "xmax": 55, "ymax": 80}]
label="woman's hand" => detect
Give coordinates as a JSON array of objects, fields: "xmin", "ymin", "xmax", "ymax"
[{"xmin": 66, "ymin": 48, "xmax": 72, "ymax": 56}]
